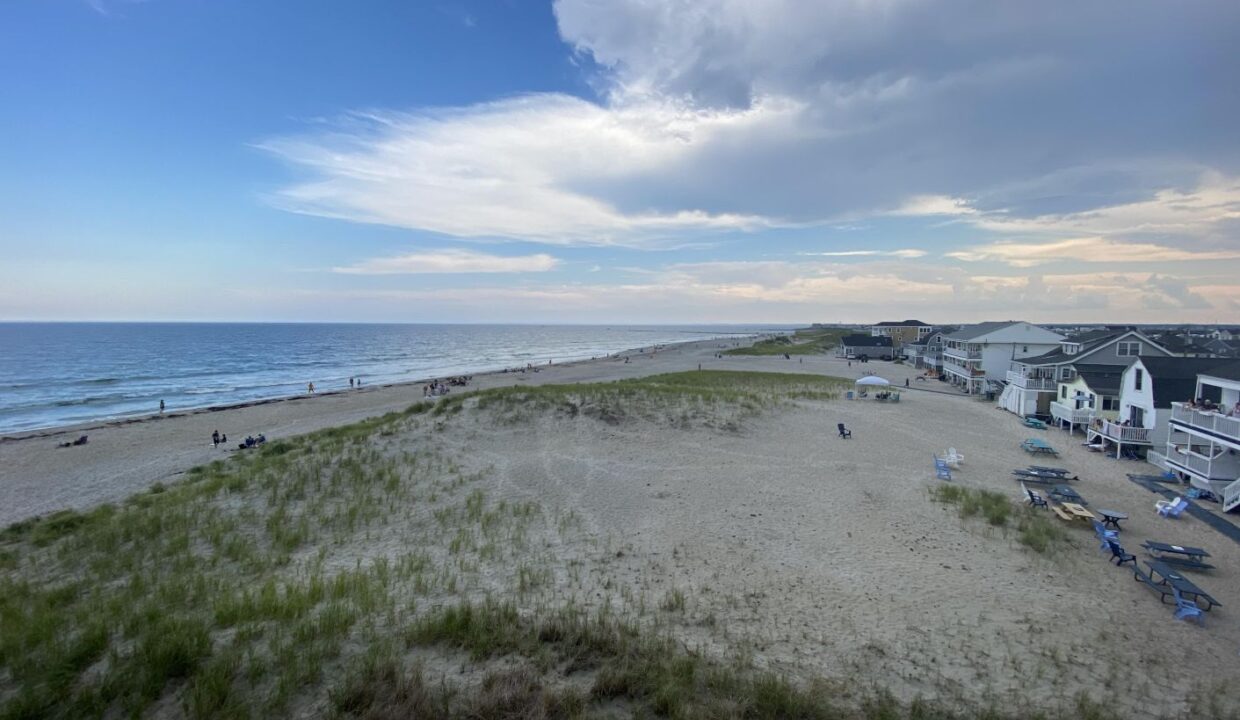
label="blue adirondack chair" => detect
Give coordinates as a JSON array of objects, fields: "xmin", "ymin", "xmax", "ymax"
[
  {"xmin": 1156, "ymin": 497, "xmax": 1188, "ymax": 518},
  {"xmin": 1173, "ymin": 588, "xmax": 1204, "ymax": 625},
  {"xmin": 933, "ymin": 455, "xmax": 952, "ymax": 480},
  {"xmin": 1092, "ymin": 520, "xmax": 1119, "ymax": 550},
  {"xmin": 1106, "ymin": 540, "xmax": 1136, "ymax": 567}
]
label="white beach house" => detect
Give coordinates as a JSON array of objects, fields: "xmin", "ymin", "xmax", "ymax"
[
  {"xmin": 1102, "ymin": 357, "xmax": 1225, "ymax": 462},
  {"xmin": 1159, "ymin": 361, "xmax": 1240, "ymax": 512},
  {"xmin": 1003, "ymin": 329, "xmax": 1171, "ymax": 421},
  {"xmin": 942, "ymin": 322, "xmax": 1063, "ymax": 395}
]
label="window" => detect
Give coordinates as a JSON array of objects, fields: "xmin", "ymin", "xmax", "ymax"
[
  {"xmin": 1117, "ymin": 341, "xmax": 1141, "ymax": 356},
  {"xmin": 1134, "ymin": 368, "xmax": 1143, "ymax": 391},
  {"xmin": 1022, "ymin": 345, "xmax": 1028, "ymax": 353},
  {"xmin": 1102, "ymin": 396, "xmax": 1119, "ymax": 411},
  {"xmin": 1088, "ymin": 393, "xmax": 1096, "ymax": 408},
  {"xmin": 1060, "ymin": 386, "xmax": 1067, "ymax": 399},
  {"xmin": 1060, "ymin": 367, "xmax": 1074, "ymax": 380}
]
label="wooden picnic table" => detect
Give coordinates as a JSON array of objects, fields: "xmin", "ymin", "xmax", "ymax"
[
  {"xmin": 1146, "ymin": 561, "xmax": 1221, "ymax": 611},
  {"xmin": 1095, "ymin": 508, "xmax": 1128, "ymax": 530},
  {"xmin": 1059, "ymin": 502, "xmax": 1095, "ymax": 521}
]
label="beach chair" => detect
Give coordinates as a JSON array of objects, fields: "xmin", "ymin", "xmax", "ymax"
[
  {"xmin": 933, "ymin": 455, "xmax": 952, "ymax": 480},
  {"xmin": 837, "ymin": 423, "xmax": 851, "ymax": 439},
  {"xmin": 1021, "ymin": 483, "xmax": 1047, "ymax": 509},
  {"xmin": 943, "ymin": 448, "xmax": 964, "ymax": 467},
  {"xmin": 1092, "ymin": 520, "xmax": 1119, "ymax": 550},
  {"xmin": 1172, "ymin": 588, "xmax": 1204, "ymax": 625},
  {"xmin": 1155, "ymin": 497, "xmax": 1188, "ymax": 518},
  {"xmin": 1106, "ymin": 540, "xmax": 1136, "ymax": 567}
]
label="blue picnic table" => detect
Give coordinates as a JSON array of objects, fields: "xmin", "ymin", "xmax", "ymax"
[{"xmin": 1021, "ymin": 438, "xmax": 1058, "ymax": 456}]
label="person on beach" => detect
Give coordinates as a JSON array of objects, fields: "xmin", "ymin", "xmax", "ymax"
[
  {"xmin": 349, "ymin": 377, "xmax": 354, "ymax": 388},
  {"xmin": 212, "ymin": 430, "xmax": 220, "ymax": 447},
  {"xmin": 308, "ymin": 382, "xmax": 315, "ymax": 394},
  {"xmin": 159, "ymin": 399, "xmax": 165, "ymax": 414}
]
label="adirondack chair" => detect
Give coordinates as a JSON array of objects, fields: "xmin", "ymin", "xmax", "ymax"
[
  {"xmin": 943, "ymin": 448, "xmax": 964, "ymax": 467},
  {"xmin": 933, "ymin": 455, "xmax": 952, "ymax": 480},
  {"xmin": 837, "ymin": 423, "xmax": 852, "ymax": 439},
  {"xmin": 1173, "ymin": 588, "xmax": 1204, "ymax": 625},
  {"xmin": 1156, "ymin": 497, "xmax": 1188, "ymax": 518},
  {"xmin": 1021, "ymin": 483, "xmax": 1047, "ymax": 509},
  {"xmin": 1106, "ymin": 540, "xmax": 1136, "ymax": 567},
  {"xmin": 1092, "ymin": 520, "xmax": 1119, "ymax": 550}
]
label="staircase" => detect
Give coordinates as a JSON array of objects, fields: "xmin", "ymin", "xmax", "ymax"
[{"xmin": 1225, "ymin": 479, "xmax": 1240, "ymax": 513}]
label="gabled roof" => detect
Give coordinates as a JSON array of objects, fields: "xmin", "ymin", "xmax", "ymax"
[
  {"xmin": 841, "ymin": 334, "xmax": 893, "ymax": 347},
  {"xmin": 873, "ymin": 320, "xmax": 930, "ymax": 327},
  {"xmin": 1199, "ymin": 360, "xmax": 1240, "ymax": 382},
  {"xmin": 944, "ymin": 321, "xmax": 1021, "ymax": 341},
  {"xmin": 1065, "ymin": 329, "xmax": 1120, "ymax": 345},
  {"xmin": 1019, "ymin": 330, "xmax": 1167, "ymax": 368},
  {"xmin": 1071, "ymin": 363, "xmax": 1124, "ymax": 396},
  {"xmin": 1135, "ymin": 356, "xmax": 1231, "ymax": 408}
]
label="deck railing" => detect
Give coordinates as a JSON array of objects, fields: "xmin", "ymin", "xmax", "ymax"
[
  {"xmin": 1006, "ymin": 371, "xmax": 1056, "ymax": 391},
  {"xmin": 1164, "ymin": 443, "xmax": 1240, "ymax": 480},
  {"xmin": 944, "ymin": 346, "xmax": 982, "ymax": 360},
  {"xmin": 1170, "ymin": 402, "xmax": 1240, "ymax": 444},
  {"xmin": 1050, "ymin": 401, "xmax": 1093, "ymax": 425},
  {"xmin": 1095, "ymin": 419, "xmax": 1151, "ymax": 444}
]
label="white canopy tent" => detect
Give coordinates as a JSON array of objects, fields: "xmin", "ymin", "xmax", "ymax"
[
  {"xmin": 855, "ymin": 375, "xmax": 891, "ymax": 387},
  {"xmin": 852, "ymin": 375, "xmax": 899, "ymax": 401}
]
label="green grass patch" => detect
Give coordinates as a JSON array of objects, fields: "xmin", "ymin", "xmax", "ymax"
[
  {"xmin": 930, "ymin": 485, "xmax": 1071, "ymax": 553},
  {"xmin": 724, "ymin": 327, "xmax": 851, "ymax": 356}
]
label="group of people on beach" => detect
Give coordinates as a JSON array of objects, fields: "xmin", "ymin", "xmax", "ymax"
[
  {"xmin": 212, "ymin": 428, "xmax": 267, "ymax": 449},
  {"xmin": 423, "ymin": 376, "xmax": 470, "ymax": 397}
]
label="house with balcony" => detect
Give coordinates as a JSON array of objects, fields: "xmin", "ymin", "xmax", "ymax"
[
  {"xmin": 1100, "ymin": 356, "xmax": 1224, "ymax": 461},
  {"xmin": 1005, "ymin": 329, "xmax": 1171, "ymax": 419},
  {"xmin": 942, "ymin": 322, "xmax": 1064, "ymax": 395},
  {"xmin": 871, "ymin": 320, "xmax": 933, "ymax": 349},
  {"xmin": 1049, "ymin": 364, "xmax": 1125, "ymax": 433},
  {"xmin": 902, "ymin": 329, "xmax": 951, "ymax": 372},
  {"xmin": 1160, "ymin": 360, "xmax": 1240, "ymax": 512},
  {"xmin": 837, "ymin": 334, "xmax": 894, "ymax": 360}
]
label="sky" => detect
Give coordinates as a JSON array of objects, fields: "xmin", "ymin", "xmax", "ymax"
[{"xmin": 1, "ymin": 0, "xmax": 1238, "ymax": 325}]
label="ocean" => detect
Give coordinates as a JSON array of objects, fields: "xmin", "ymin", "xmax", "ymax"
[{"xmin": 0, "ymin": 323, "xmax": 783, "ymax": 434}]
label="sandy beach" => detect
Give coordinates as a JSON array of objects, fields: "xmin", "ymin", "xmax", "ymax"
[{"xmin": 3, "ymin": 340, "xmax": 1239, "ymax": 717}]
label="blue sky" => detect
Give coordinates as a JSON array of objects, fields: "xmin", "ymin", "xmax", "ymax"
[{"xmin": 2, "ymin": 0, "xmax": 1238, "ymax": 324}]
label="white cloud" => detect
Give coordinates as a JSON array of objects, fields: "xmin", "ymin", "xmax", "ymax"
[
  {"xmin": 888, "ymin": 196, "xmax": 977, "ymax": 217},
  {"xmin": 801, "ymin": 249, "xmax": 927, "ymax": 259},
  {"xmin": 332, "ymin": 249, "xmax": 561, "ymax": 275},
  {"xmin": 947, "ymin": 237, "xmax": 1240, "ymax": 267},
  {"xmin": 260, "ymin": 95, "xmax": 786, "ymax": 246}
]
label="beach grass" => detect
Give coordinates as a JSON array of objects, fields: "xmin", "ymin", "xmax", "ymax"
[
  {"xmin": 930, "ymin": 485, "xmax": 1071, "ymax": 553},
  {"xmin": 1, "ymin": 370, "xmax": 1105, "ymax": 718},
  {"xmin": 724, "ymin": 327, "xmax": 850, "ymax": 356}
]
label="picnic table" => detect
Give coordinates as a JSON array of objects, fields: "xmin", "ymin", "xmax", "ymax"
[
  {"xmin": 1143, "ymin": 541, "xmax": 1211, "ymax": 562},
  {"xmin": 1095, "ymin": 509, "xmax": 1128, "ymax": 530},
  {"xmin": 1146, "ymin": 561, "xmax": 1221, "ymax": 611},
  {"xmin": 1013, "ymin": 468, "xmax": 1078, "ymax": 483},
  {"xmin": 1049, "ymin": 485, "xmax": 1086, "ymax": 505},
  {"xmin": 1023, "ymin": 417, "xmax": 1047, "ymax": 430},
  {"xmin": 1021, "ymin": 438, "xmax": 1058, "ymax": 456},
  {"xmin": 1059, "ymin": 502, "xmax": 1095, "ymax": 521},
  {"xmin": 1029, "ymin": 466, "xmax": 1072, "ymax": 476}
]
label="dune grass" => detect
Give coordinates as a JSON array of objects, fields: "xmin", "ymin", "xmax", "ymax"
[
  {"xmin": 930, "ymin": 485, "xmax": 1071, "ymax": 553},
  {"xmin": 724, "ymin": 327, "xmax": 851, "ymax": 356}
]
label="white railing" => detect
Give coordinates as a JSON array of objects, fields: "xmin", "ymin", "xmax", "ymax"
[
  {"xmin": 1050, "ymin": 401, "xmax": 1093, "ymax": 425},
  {"xmin": 1224, "ymin": 479, "xmax": 1240, "ymax": 512},
  {"xmin": 1170, "ymin": 402, "xmax": 1240, "ymax": 444},
  {"xmin": 944, "ymin": 346, "xmax": 982, "ymax": 360},
  {"xmin": 1006, "ymin": 371, "xmax": 1057, "ymax": 391},
  {"xmin": 1095, "ymin": 419, "xmax": 1151, "ymax": 444},
  {"xmin": 1147, "ymin": 449, "xmax": 1169, "ymax": 470},
  {"xmin": 1164, "ymin": 443, "xmax": 1240, "ymax": 480}
]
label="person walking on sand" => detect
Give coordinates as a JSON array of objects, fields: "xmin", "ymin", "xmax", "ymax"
[
  {"xmin": 212, "ymin": 430, "xmax": 220, "ymax": 448},
  {"xmin": 308, "ymin": 382, "xmax": 315, "ymax": 394},
  {"xmin": 159, "ymin": 399, "xmax": 165, "ymax": 414}
]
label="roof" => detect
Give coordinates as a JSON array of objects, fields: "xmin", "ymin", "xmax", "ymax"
[
  {"xmin": 1072, "ymin": 363, "xmax": 1124, "ymax": 396},
  {"xmin": 1136, "ymin": 356, "xmax": 1234, "ymax": 408},
  {"xmin": 1199, "ymin": 360, "xmax": 1240, "ymax": 382},
  {"xmin": 944, "ymin": 321, "xmax": 1021, "ymax": 341},
  {"xmin": 873, "ymin": 320, "xmax": 930, "ymax": 327},
  {"xmin": 840, "ymin": 334, "xmax": 893, "ymax": 347},
  {"xmin": 1065, "ymin": 329, "xmax": 1120, "ymax": 345}
]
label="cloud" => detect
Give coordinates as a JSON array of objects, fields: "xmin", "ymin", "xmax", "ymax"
[
  {"xmin": 332, "ymin": 249, "xmax": 560, "ymax": 275},
  {"xmin": 259, "ymin": 96, "xmax": 781, "ymax": 246},
  {"xmin": 947, "ymin": 237, "xmax": 1240, "ymax": 267},
  {"xmin": 888, "ymin": 196, "xmax": 977, "ymax": 217},
  {"xmin": 801, "ymin": 249, "xmax": 927, "ymax": 259}
]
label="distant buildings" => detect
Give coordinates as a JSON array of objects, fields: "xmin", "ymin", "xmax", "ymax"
[
  {"xmin": 870, "ymin": 320, "xmax": 933, "ymax": 348},
  {"xmin": 837, "ymin": 334, "xmax": 894, "ymax": 360}
]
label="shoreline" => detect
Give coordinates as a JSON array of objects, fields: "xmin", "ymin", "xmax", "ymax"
[{"xmin": 0, "ymin": 333, "xmax": 767, "ymax": 444}]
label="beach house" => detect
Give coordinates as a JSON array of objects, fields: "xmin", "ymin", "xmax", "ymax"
[
  {"xmin": 942, "ymin": 322, "xmax": 1063, "ymax": 395},
  {"xmin": 837, "ymin": 334, "xmax": 894, "ymax": 361},
  {"xmin": 902, "ymin": 329, "xmax": 950, "ymax": 372},
  {"xmin": 1002, "ymin": 329, "xmax": 1172, "ymax": 421},
  {"xmin": 1158, "ymin": 360, "xmax": 1240, "ymax": 511},
  {"xmin": 1099, "ymin": 357, "xmax": 1225, "ymax": 461},
  {"xmin": 870, "ymin": 320, "xmax": 933, "ymax": 349},
  {"xmin": 1050, "ymin": 364, "xmax": 1126, "ymax": 433}
]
